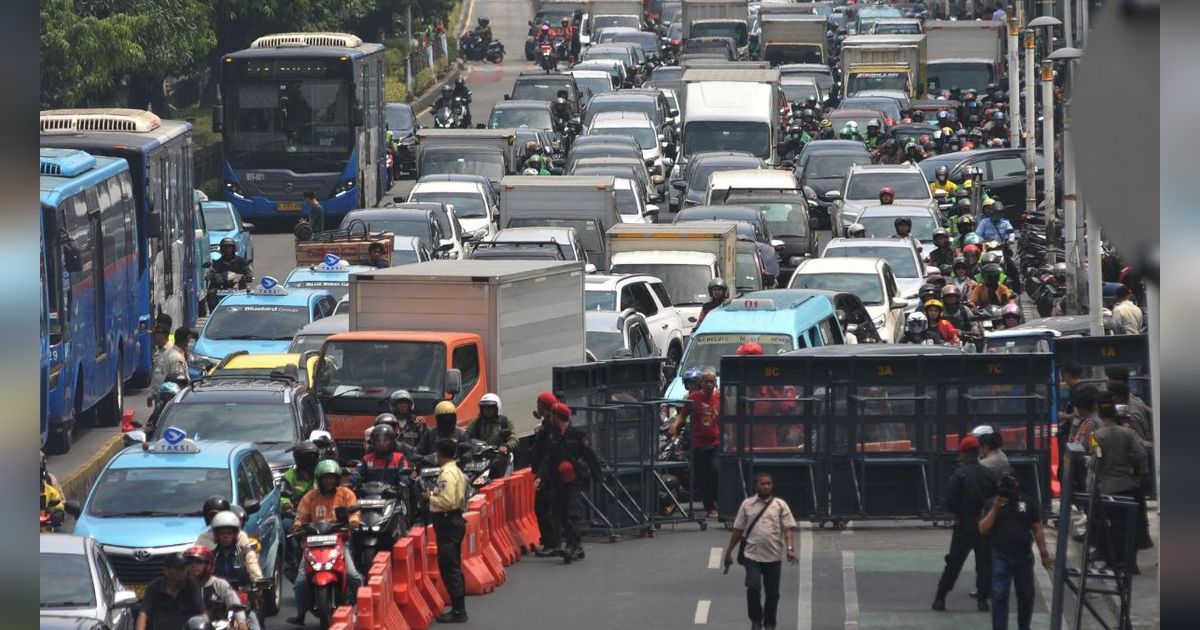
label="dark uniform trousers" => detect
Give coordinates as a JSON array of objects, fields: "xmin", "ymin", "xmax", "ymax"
[
  {"xmin": 544, "ymin": 481, "xmax": 584, "ymax": 549},
  {"xmin": 937, "ymin": 516, "xmax": 992, "ymax": 599},
  {"xmin": 432, "ymin": 511, "xmax": 466, "ymax": 611}
]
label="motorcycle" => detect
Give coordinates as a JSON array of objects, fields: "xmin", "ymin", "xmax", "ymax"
[
  {"xmin": 460, "ymin": 32, "xmax": 506, "ymax": 63},
  {"xmin": 204, "ymin": 269, "xmax": 249, "ymax": 312},
  {"xmin": 294, "ymin": 516, "xmax": 356, "ymax": 629},
  {"xmin": 434, "ymin": 100, "xmax": 469, "ymax": 129},
  {"xmin": 226, "ymin": 579, "xmax": 272, "ymax": 630},
  {"xmin": 537, "ymin": 40, "xmax": 557, "ymax": 72},
  {"xmin": 351, "ymin": 480, "xmax": 410, "ymax": 570},
  {"xmin": 457, "ymin": 439, "xmax": 511, "ymax": 489}
]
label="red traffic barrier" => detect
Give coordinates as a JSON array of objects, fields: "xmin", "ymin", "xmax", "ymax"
[
  {"xmin": 510, "ymin": 469, "xmax": 541, "ymax": 551},
  {"xmin": 481, "ymin": 481, "xmax": 519, "ymax": 565},
  {"xmin": 331, "ymin": 605, "xmax": 355, "ymax": 628},
  {"xmin": 1050, "ymin": 432, "xmax": 1061, "ymax": 498},
  {"xmin": 499, "ymin": 475, "xmax": 530, "ymax": 555},
  {"xmin": 422, "ymin": 529, "xmax": 452, "ymax": 605},
  {"xmin": 390, "ymin": 537, "xmax": 434, "ymax": 630},
  {"xmin": 368, "ymin": 562, "xmax": 410, "ymax": 630},
  {"xmin": 407, "ymin": 526, "xmax": 446, "ymax": 614},
  {"xmin": 354, "ymin": 586, "xmax": 375, "ymax": 630},
  {"xmin": 468, "ymin": 495, "xmax": 507, "ymax": 584},
  {"xmin": 461, "ymin": 510, "xmax": 497, "ymax": 595}
]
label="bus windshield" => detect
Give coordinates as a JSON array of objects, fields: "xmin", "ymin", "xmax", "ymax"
[{"xmin": 225, "ymin": 79, "xmax": 354, "ymax": 173}]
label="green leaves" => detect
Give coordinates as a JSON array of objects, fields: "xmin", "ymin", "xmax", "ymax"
[{"xmin": 41, "ymin": 0, "xmax": 147, "ymax": 106}]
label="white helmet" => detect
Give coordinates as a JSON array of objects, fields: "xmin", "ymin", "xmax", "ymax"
[
  {"xmin": 970, "ymin": 425, "xmax": 995, "ymax": 438},
  {"xmin": 523, "ymin": 167, "xmax": 540, "ymax": 175},
  {"xmin": 480, "ymin": 392, "xmax": 502, "ymax": 412},
  {"xmin": 907, "ymin": 311, "xmax": 927, "ymax": 331},
  {"xmin": 210, "ymin": 510, "xmax": 241, "ymax": 531}
]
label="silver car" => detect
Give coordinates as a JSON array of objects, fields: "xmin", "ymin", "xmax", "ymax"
[
  {"xmin": 828, "ymin": 163, "xmax": 938, "ymax": 234},
  {"xmin": 41, "ymin": 534, "xmax": 137, "ymax": 629}
]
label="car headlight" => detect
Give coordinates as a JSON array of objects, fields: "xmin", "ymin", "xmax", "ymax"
[
  {"xmin": 332, "ymin": 179, "xmax": 356, "ymax": 196},
  {"xmin": 224, "ymin": 180, "xmax": 247, "ymax": 197}
]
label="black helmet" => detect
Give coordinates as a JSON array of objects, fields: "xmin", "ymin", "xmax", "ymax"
[
  {"xmin": 801, "ymin": 108, "xmax": 814, "ymax": 118},
  {"xmin": 441, "ymin": 85, "xmax": 453, "ymax": 97},
  {"xmin": 202, "ymin": 495, "xmax": 231, "ymax": 524},
  {"xmin": 219, "ymin": 237, "xmax": 236, "ymax": 250},
  {"xmin": 369, "ymin": 424, "xmax": 397, "ymax": 449},
  {"xmin": 919, "ymin": 283, "xmax": 938, "ymax": 300},
  {"xmin": 935, "ymin": 165, "xmax": 949, "ymax": 179},
  {"xmin": 185, "ymin": 616, "xmax": 215, "ymax": 630},
  {"xmin": 454, "ymin": 76, "xmax": 466, "ymax": 89},
  {"xmin": 990, "ymin": 200, "xmax": 1005, "ymax": 214},
  {"xmin": 982, "ymin": 263, "xmax": 1003, "ymax": 283},
  {"xmin": 894, "ymin": 217, "xmax": 912, "ymax": 229},
  {"xmin": 292, "ymin": 440, "xmax": 319, "ymax": 469},
  {"xmin": 229, "ymin": 504, "xmax": 247, "ymax": 525},
  {"xmin": 954, "ymin": 188, "xmax": 969, "ymax": 200},
  {"xmin": 937, "ymin": 110, "xmax": 950, "ymax": 121},
  {"xmin": 707, "ymin": 277, "xmax": 728, "ymax": 294},
  {"xmin": 803, "ymin": 96, "xmax": 817, "ymax": 109}
]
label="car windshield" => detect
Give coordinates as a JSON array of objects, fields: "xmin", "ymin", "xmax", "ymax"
[
  {"xmin": 159, "ymin": 402, "xmax": 297, "ymax": 443},
  {"xmin": 609, "ymin": 263, "xmax": 711, "ymax": 305},
  {"xmin": 842, "ymin": 98, "xmax": 901, "ymax": 121},
  {"xmin": 927, "ymin": 62, "xmax": 995, "ymax": 94},
  {"xmin": 489, "ymin": 107, "xmax": 553, "ymax": 129},
  {"xmin": 204, "ymin": 304, "xmax": 308, "ymax": 341},
  {"xmin": 681, "ymin": 333, "xmax": 796, "ymax": 374},
  {"xmin": 392, "ymin": 248, "xmax": 421, "ymax": 265},
  {"xmin": 857, "ymin": 215, "xmax": 938, "ymax": 243},
  {"xmin": 345, "ymin": 216, "xmax": 432, "ymax": 244},
  {"xmin": 592, "ymin": 126, "xmax": 656, "ymax": 151},
  {"xmin": 781, "ymin": 81, "xmax": 820, "ymax": 103},
  {"xmin": 586, "ymin": 99, "xmax": 658, "ymax": 125},
  {"xmin": 315, "ymin": 340, "xmax": 447, "ymax": 400},
  {"xmin": 288, "ymin": 333, "xmax": 330, "ymax": 354},
  {"xmin": 593, "ymin": 15, "xmax": 640, "ymax": 30},
  {"xmin": 691, "ymin": 21, "xmax": 748, "ymax": 47},
  {"xmin": 614, "ymin": 186, "xmax": 640, "ymax": 217},
  {"xmin": 826, "ymin": 244, "xmax": 918, "ymax": 277},
  {"xmin": 804, "ymin": 154, "xmax": 872, "ymax": 179},
  {"xmin": 511, "ymin": 80, "xmax": 571, "ymax": 103},
  {"xmin": 86, "ymin": 467, "xmax": 231, "ymax": 517},
  {"xmin": 732, "ymin": 200, "xmax": 809, "ymax": 238},
  {"xmin": 409, "ymin": 191, "xmax": 487, "ymax": 219},
  {"xmin": 575, "ymin": 76, "xmax": 614, "ymax": 98},
  {"xmin": 585, "ymin": 289, "xmax": 617, "ymax": 311},
  {"xmin": 507, "ymin": 218, "xmax": 603, "ymax": 259},
  {"xmin": 790, "ymin": 271, "xmax": 884, "ymax": 304},
  {"xmin": 651, "ymin": 67, "xmax": 683, "ymax": 82},
  {"xmin": 385, "ymin": 106, "xmax": 415, "ymax": 134},
  {"xmin": 586, "ymin": 330, "xmax": 625, "ymax": 359},
  {"xmin": 735, "ymin": 252, "xmax": 760, "ymax": 289},
  {"xmin": 40, "ymin": 553, "xmax": 95, "ymax": 608},
  {"xmin": 688, "ymin": 161, "xmax": 759, "ymax": 190},
  {"xmin": 683, "ymin": 121, "xmax": 771, "ymax": 160},
  {"xmin": 847, "ymin": 173, "xmax": 930, "ymax": 200},
  {"xmin": 420, "ymin": 153, "xmax": 505, "ymax": 181},
  {"xmin": 874, "ymin": 22, "xmax": 920, "ymax": 34},
  {"xmin": 203, "ymin": 208, "xmax": 236, "ymax": 231},
  {"xmin": 788, "ymin": 70, "xmax": 833, "ymax": 92}
]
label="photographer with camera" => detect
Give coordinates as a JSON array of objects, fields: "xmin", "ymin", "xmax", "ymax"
[{"xmin": 978, "ymin": 473, "xmax": 1053, "ymax": 630}]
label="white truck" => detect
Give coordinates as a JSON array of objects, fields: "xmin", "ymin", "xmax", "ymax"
[
  {"xmin": 681, "ymin": 0, "xmax": 750, "ymax": 53},
  {"xmin": 681, "ymin": 76, "xmax": 781, "ymax": 165},
  {"xmin": 839, "ymin": 34, "xmax": 928, "ymax": 99},
  {"xmin": 757, "ymin": 11, "xmax": 829, "ymax": 65},
  {"xmin": 498, "ymin": 175, "xmax": 622, "ymax": 269},
  {"xmin": 925, "ymin": 20, "xmax": 1003, "ymax": 94},
  {"xmin": 329, "ymin": 260, "xmax": 587, "ymax": 441},
  {"xmin": 606, "ymin": 223, "xmax": 737, "ymax": 334}
]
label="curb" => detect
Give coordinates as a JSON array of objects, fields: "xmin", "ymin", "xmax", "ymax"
[{"xmin": 60, "ymin": 433, "xmax": 124, "ymax": 504}]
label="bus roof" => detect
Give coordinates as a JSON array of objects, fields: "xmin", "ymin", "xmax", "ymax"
[
  {"xmin": 40, "ymin": 109, "xmax": 191, "ymax": 154},
  {"xmin": 225, "ymin": 41, "xmax": 384, "ymax": 60},
  {"xmin": 39, "ymin": 148, "xmax": 129, "ymax": 208}
]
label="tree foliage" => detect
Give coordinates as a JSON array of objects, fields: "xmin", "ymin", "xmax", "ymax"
[{"xmin": 40, "ymin": 0, "xmax": 146, "ymax": 107}]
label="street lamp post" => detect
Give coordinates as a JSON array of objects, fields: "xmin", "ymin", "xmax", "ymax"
[
  {"xmin": 1048, "ymin": 46, "xmax": 1084, "ymax": 317},
  {"xmin": 1007, "ymin": 17, "xmax": 1021, "ymax": 149},
  {"xmin": 1022, "ymin": 29, "xmax": 1037, "ymax": 220},
  {"xmin": 1027, "ymin": 16, "xmax": 1061, "ymax": 269}
]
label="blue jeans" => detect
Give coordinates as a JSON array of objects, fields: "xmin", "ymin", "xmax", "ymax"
[
  {"xmin": 991, "ymin": 549, "xmax": 1035, "ymax": 630},
  {"xmin": 744, "ymin": 559, "xmax": 782, "ymax": 627},
  {"xmin": 294, "ymin": 542, "xmax": 361, "ymax": 616}
]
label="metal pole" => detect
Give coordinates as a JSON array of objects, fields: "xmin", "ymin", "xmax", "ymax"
[
  {"xmin": 1024, "ymin": 30, "xmax": 1037, "ymax": 220},
  {"xmin": 1086, "ymin": 211, "xmax": 1103, "ymax": 333},
  {"xmin": 1062, "ymin": 0, "xmax": 1074, "ymax": 47},
  {"xmin": 1148, "ymin": 281, "xmax": 1160, "ymax": 497},
  {"xmin": 1007, "ymin": 18, "xmax": 1021, "ymax": 148},
  {"xmin": 1040, "ymin": 60, "xmax": 1056, "ymax": 270},
  {"xmin": 1080, "ymin": 0, "xmax": 1089, "ymax": 46}
]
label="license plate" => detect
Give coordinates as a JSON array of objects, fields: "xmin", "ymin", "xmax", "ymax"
[
  {"xmin": 357, "ymin": 499, "xmax": 389, "ymax": 508},
  {"xmin": 277, "ymin": 202, "xmax": 302, "ymax": 212},
  {"xmin": 306, "ymin": 534, "xmax": 339, "ymax": 547}
]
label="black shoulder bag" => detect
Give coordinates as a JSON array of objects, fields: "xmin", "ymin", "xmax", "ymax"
[{"xmin": 737, "ymin": 497, "xmax": 775, "ymax": 566}]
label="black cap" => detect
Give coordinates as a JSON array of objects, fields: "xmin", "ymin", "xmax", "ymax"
[{"xmin": 163, "ymin": 551, "xmax": 190, "ymax": 568}]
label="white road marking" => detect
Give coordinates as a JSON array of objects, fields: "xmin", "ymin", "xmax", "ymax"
[
  {"xmin": 694, "ymin": 599, "xmax": 711, "ymax": 624},
  {"xmin": 797, "ymin": 522, "xmax": 814, "ymax": 630},
  {"xmin": 708, "ymin": 546, "xmax": 723, "ymax": 569},
  {"xmin": 843, "ymin": 550, "xmax": 859, "ymax": 628}
]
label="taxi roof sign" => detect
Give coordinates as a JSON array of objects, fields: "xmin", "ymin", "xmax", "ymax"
[
  {"xmin": 251, "ymin": 275, "xmax": 288, "ymax": 296},
  {"xmin": 726, "ymin": 298, "xmax": 776, "ymax": 311},
  {"xmin": 146, "ymin": 427, "xmax": 201, "ymax": 454},
  {"xmin": 314, "ymin": 254, "xmax": 350, "ymax": 272}
]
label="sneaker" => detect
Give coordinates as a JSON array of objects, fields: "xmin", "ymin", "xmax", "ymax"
[
  {"xmin": 569, "ymin": 546, "xmax": 585, "ymax": 561},
  {"xmin": 932, "ymin": 598, "xmax": 945, "ymax": 611},
  {"xmin": 534, "ymin": 548, "xmax": 559, "ymax": 558},
  {"xmin": 707, "ymin": 510, "xmax": 719, "ymax": 519},
  {"xmin": 436, "ymin": 611, "xmax": 469, "ymax": 623},
  {"xmin": 977, "ymin": 598, "xmax": 989, "ymax": 612}
]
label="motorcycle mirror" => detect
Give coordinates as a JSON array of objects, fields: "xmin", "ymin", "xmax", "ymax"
[
  {"xmin": 241, "ymin": 498, "xmax": 261, "ymax": 515},
  {"xmin": 64, "ymin": 500, "xmax": 82, "ymax": 519}
]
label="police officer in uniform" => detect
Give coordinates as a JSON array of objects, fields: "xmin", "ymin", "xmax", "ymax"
[
  {"xmin": 426, "ymin": 438, "xmax": 469, "ymax": 623},
  {"xmin": 933, "ymin": 435, "xmax": 998, "ymax": 612},
  {"xmin": 536, "ymin": 403, "xmax": 602, "ymax": 562}
]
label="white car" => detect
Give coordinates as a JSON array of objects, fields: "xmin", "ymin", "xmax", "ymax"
[
  {"xmin": 585, "ymin": 273, "xmax": 687, "ymax": 364},
  {"xmin": 585, "ymin": 110, "xmax": 670, "ymax": 177},
  {"xmin": 406, "ymin": 179, "xmax": 498, "ymax": 241},
  {"xmin": 786, "ymin": 256, "xmax": 909, "ymax": 343},
  {"xmin": 613, "ymin": 176, "xmax": 654, "ymax": 223},
  {"xmin": 820, "ymin": 237, "xmax": 935, "ymax": 306}
]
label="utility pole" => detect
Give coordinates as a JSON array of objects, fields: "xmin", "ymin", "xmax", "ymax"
[
  {"xmin": 1062, "ymin": 0, "xmax": 1074, "ymax": 47},
  {"xmin": 1086, "ymin": 212, "xmax": 1103, "ymax": 334},
  {"xmin": 1023, "ymin": 30, "xmax": 1037, "ymax": 222},
  {"xmin": 1048, "ymin": 46, "xmax": 1084, "ymax": 313},
  {"xmin": 1040, "ymin": 60, "xmax": 1057, "ymax": 271},
  {"xmin": 1007, "ymin": 17, "xmax": 1021, "ymax": 149}
]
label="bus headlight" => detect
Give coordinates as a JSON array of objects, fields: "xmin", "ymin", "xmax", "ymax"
[{"xmin": 332, "ymin": 179, "xmax": 357, "ymax": 196}]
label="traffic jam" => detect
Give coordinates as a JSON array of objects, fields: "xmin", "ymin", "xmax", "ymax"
[{"xmin": 40, "ymin": 1, "xmax": 1156, "ymax": 630}]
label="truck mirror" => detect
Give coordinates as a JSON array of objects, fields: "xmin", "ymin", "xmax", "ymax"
[
  {"xmin": 445, "ymin": 368, "xmax": 462, "ymax": 395},
  {"xmin": 211, "ymin": 105, "xmax": 223, "ymax": 133}
]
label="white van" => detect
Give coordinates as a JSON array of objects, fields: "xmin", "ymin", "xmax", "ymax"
[
  {"xmin": 682, "ymin": 80, "xmax": 781, "ymax": 165},
  {"xmin": 705, "ymin": 168, "xmax": 799, "ymax": 204}
]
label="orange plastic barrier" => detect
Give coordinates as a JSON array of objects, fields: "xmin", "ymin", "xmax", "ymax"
[
  {"xmin": 407, "ymin": 526, "xmax": 446, "ymax": 615},
  {"xmin": 461, "ymin": 510, "xmax": 497, "ymax": 595},
  {"xmin": 858, "ymin": 440, "xmax": 914, "ymax": 452},
  {"xmin": 468, "ymin": 495, "xmax": 507, "ymax": 584},
  {"xmin": 390, "ymin": 537, "xmax": 434, "ymax": 630},
  {"xmin": 510, "ymin": 469, "xmax": 541, "ymax": 551},
  {"xmin": 367, "ymin": 561, "xmax": 410, "ymax": 630},
  {"xmin": 500, "ymin": 475, "xmax": 531, "ymax": 555},
  {"xmin": 480, "ymin": 481, "xmax": 519, "ymax": 565},
  {"xmin": 1050, "ymin": 432, "xmax": 1061, "ymax": 498},
  {"xmin": 422, "ymin": 530, "xmax": 452, "ymax": 605},
  {"xmin": 331, "ymin": 606, "xmax": 355, "ymax": 628},
  {"xmin": 354, "ymin": 585, "xmax": 375, "ymax": 630}
]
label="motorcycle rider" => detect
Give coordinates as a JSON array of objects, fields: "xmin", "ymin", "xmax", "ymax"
[
  {"xmin": 846, "ymin": 223, "xmax": 867, "ymax": 238},
  {"xmin": 183, "ymin": 545, "xmax": 255, "ymax": 630},
  {"xmin": 451, "ymin": 77, "xmax": 472, "ymax": 127},
  {"xmin": 818, "ymin": 118, "xmax": 835, "ymax": 139},
  {"xmin": 561, "ymin": 17, "xmax": 580, "ymax": 62},
  {"xmin": 195, "ymin": 498, "xmax": 263, "ymax": 582},
  {"xmin": 952, "ymin": 215, "xmax": 978, "ymax": 250},
  {"xmin": 697, "ymin": 277, "xmax": 729, "ymax": 326},
  {"xmin": 893, "ymin": 216, "xmax": 913, "ymax": 238},
  {"xmin": 288, "ymin": 459, "xmax": 362, "ymax": 627},
  {"xmin": 475, "ymin": 18, "xmax": 492, "ymax": 44},
  {"xmin": 207, "ymin": 238, "xmax": 252, "ymax": 311},
  {"xmin": 279, "ymin": 441, "xmax": 319, "ymax": 581},
  {"xmin": 968, "ymin": 263, "xmax": 1014, "ymax": 309},
  {"xmin": 930, "ymin": 165, "xmax": 958, "ymax": 197},
  {"xmin": 864, "ymin": 119, "xmax": 883, "ymax": 149},
  {"xmin": 926, "ymin": 228, "xmax": 956, "ymax": 269},
  {"xmin": 417, "ymin": 401, "xmax": 469, "ymax": 456},
  {"xmin": 536, "ymin": 402, "xmax": 602, "ymax": 561},
  {"xmin": 779, "ymin": 123, "xmax": 811, "ymax": 160},
  {"xmin": 349, "ymin": 425, "xmax": 413, "ymax": 499},
  {"xmin": 878, "ymin": 187, "xmax": 896, "ymax": 206},
  {"xmin": 997, "ymin": 302, "xmax": 1023, "ymax": 329},
  {"xmin": 388, "ymin": 389, "xmax": 428, "ymax": 451},
  {"xmin": 940, "ymin": 285, "xmax": 974, "ymax": 334},
  {"xmin": 923, "ymin": 299, "xmax": 961, "ymax": 346},
  {"xmin": 799, "ymin": 108, "xmax": 818, "ymax": 134},
  {"xmin": 839, "ymin": 121, "xmax": 863, "ymax": 142},
  {"xmin": 40, "ymin": 455, "xmax": 66, "ymax": 533},
  {"xmin": 466, "ymin": 393, "xmax": 519, "ymax": 476},
  {"xmin": 951, "ymin": 256, "xmax": 978, "ymax": 294},
  {"xmin": 434, "ymin": 85, "xmax": 464, "ymax": 127},
  {"xmin": 899, "ymin": 312, "xmax": 945, "ymax": 344},
  {"xmin": 976, "ymin": 201, "xmax": 1014, "ymax": 243},
  {"xmin": 521, "ymin": 141, "xmax": 552, "ymax": 174}
]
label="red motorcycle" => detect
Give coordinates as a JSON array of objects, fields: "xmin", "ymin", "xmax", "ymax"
[
  {"xmin": 537, "ymin": 40, "xmax": 557, "ymax": 72},
  {"xmin": 294, "ymin": 518, "xmax": 356, "ymax": 629}
]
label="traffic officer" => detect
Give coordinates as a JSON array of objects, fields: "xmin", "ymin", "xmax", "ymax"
[
  {"xmin": 933, "ymin": 435, "xmax": 997, "ymax": 612},
  {"xmin": 426, "ymin": 438, "xmax": 468, "ymax": 623},
  {"xmin": 536, "ymin": 403, "xmax": 602, "ymax": 562}
]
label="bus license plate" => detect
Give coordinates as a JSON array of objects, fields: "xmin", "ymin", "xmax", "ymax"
[{"xmin": 277, "ymin": 202, "xmax": 301, "ymax": 211}]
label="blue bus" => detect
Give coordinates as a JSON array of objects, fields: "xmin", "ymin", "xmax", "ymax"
[
  {"xmin": 40, "ymin": 148, "xmax": 141, "ymax": 453},
  {"xmin": 41, "ymin": 108, "xmax": 200, "ymax": 385},
  {"xmin": 216, "ymin": 32, "xmax": 387, "ymax": 223}
]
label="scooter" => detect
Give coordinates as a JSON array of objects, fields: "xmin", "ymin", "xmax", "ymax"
[
  {"xmin": 537, "ymin": 41, "xmax": 557, "ymax": 72},
  {"xmin": 351, "ymin": 480, "xmax": 410, "ymax": 570},
  {"xmin": 294, "ymin": 515, "xmax": 356, "ymax": 629},
  {"xmin": 204, "ymin": 269, "xmax": 249, "ymax": 312}
]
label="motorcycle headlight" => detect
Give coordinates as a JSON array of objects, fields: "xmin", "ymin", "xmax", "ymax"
[
  {"xmin": 224, "ymin": 180, "xmax": 247, "ymax": 198},
  {"xmin": 332, "ymin": 179, "xmax": 356, "ymax": 196},
  {"xmin": 370, "ymin": 524, "xmax": 382, "ymax": 532}
]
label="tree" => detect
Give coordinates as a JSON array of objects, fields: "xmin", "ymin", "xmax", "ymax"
[{"xmin": 40, "ymin": 0, "xmax": 145, "ymax": 108}]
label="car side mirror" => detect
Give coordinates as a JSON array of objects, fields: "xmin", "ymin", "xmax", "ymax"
[
  {"xmin": 891, "ymin": 297, "xmax": 910, "ymax": 310},
  {"xmin": 436, "ymin": 241, "xmax": 454, "ymax": 252},
  {"xmin": 241, "ymin": 498, "xmax": 261, "ymax": 515},
  {"xmin": 113, "ymin": 590, "xmax": 139, "ymax": 608},
  {"xmin": 823, "ymin": 190, "xmax": 842, "ymax": 201},
  {"xmin": 845, "ymin": 323, "xmax": 860, "ymax": 335},
  {"xmin": 122, "ymin": 430, "xmax": 147, "ymax": 447},
  {"xmin": 671, "ymin": 179, "xmax": 686, "ymax": 190},
  {"xmin": 242, "ymin": 222, "xmax": 255, "ymax": 232},
  {"xmin": 770, "ymin": 239, "xmax": 785, "ymax": 250},
  {"xmin": 645, "ymin": 204, "xmax": 660, "ymax": 217},
  {"xmin": 445, "ymin": 368, "xmax": 463, "ymax": 395},
  {"xmin": 503, "ymin": 94, "xmax": 512, "ymax": 100},
  {"xmin": 584, "ymin": 263, "xmax": 597, "ymax": 273},
  {"xmin": 649, "ymin": 193, "xmax": 663, "ymax": 203},
  {"xmin": 925, "ymin": 266, "xmax": 941, "ymax": 276},
  {"xmin": 64, "ymin": 500, "xmax": 82, "ymax": 519}
]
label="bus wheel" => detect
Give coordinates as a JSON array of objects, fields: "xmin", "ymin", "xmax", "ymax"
[{"xmin": 95, "ymin": 352, "xmax": 124, "ymax": 427}]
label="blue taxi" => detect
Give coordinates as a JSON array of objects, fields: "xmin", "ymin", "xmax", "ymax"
[
  {"xmin": 282, "ymin": 254, "xmax": 376, "ymax": 301},
  {"xmin": 665, "ymin": 290, "xmax": 845, "ymax": 400},
  {"xmin": 71, "ymin": 434, "xmax": 285, "ymax": 612},
  {"xmin": 194, "ymin": 276, "xmax": 337, "ymax": 363}
]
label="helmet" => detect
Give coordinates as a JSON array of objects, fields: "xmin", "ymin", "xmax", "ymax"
[
  {"xmin": 229, "ymin": 504, "xmax": 247, "ymax": 525},
  {"xmin": 935, "ymin": 165, "xmax": 949, "ymax": 179},
  {"xmin": 962, "ymin": 244, "xmax": 981, "ymax": 259},
  {"xmin": 957, "ymin": 214, "xmax": 975, "ymax": 228},
  {"xmin": 924, "ymin": 299, "xmax": 944, "ymax": 311},
  {"xmin": 202, "ymin": 496, "xmax": 231, "ymax": 524},
  {"xmin": 707, "ymin": 277, "xmax": 728, "ymax": 293},
  {"xmin": 926, "ymin": 273, "xmax": 946, "ymax": 288},
  {"xmin": 820, "ymin": 119, "xmax": 833, "ymax": 129},
  {"xmin": 480, "ymin": 392, "xmax": 502, "ymax": 411},
  {"xmin": 964, "ymin": 233, "xmax": 984, "ymax": 246},
  {"xmin": 454, "ymin": 76, "xmax": 466, "ymax": 89},
  {"xmin": 990, "ymin": 200, "xmax": 1005, "ymax": 214},
  {"xmin": 292, "ymin": 440, "xmax": 320, "ymax": 469},
  {"xmin": 879, "ymin": 186, "xmax": 895, "ymax": 198},
  {"xmin": 1053, "ymin": 262, "xmax": 1068, "ymax": 278},
  {"xmin": 479, "ymin": 17, "xmax": 489, "ymax": 26},
  {"xmin": 801, "ymin": 108, "xmax": 815, "ymax": 118},
  {"xmin": 391, "ymin": 390, "xmax": 414, "ymax": 409},
  {"xmin": 982, "ymin": 263, "xmax": 1003, "ymax": 283},
  {"xmin": 541, "ymin": 23, "xmax": 550, "ymax": 31},
  {"xmin": 369, "ymin": 424, "xmax": 397, "ymax": 449},
  {"xmin": 441, "ymin": 85, "xmax": 452, "ymax": 98},
  {"xmin": 952, "ymin": 256, "xmax": 968, "ymax": 269},
  {"xmin": 954, "ymin": 188, "xmax": 970, "ymax": 199},
  {"xmin": 993, "ymin": 111, "xmax": 1005, "ymax": 122},
  {"xmin": 183, "ymin": 544, "xmax": 215, "ymax": 573},
  {"xmin": 562, "ymin": 17, "xmax": 570, "ymax": 24},
  {"xmin": 941, "ymin": 284, "xmax": 960, "ymax": 298},
  {"xmin": 219, "ymin": 237, "xmax": 236, "ymax": 251},
  {"xmin": 736, "ymin": 342, "xmax": 763, "ymax": 355},
  {"xmin": 374, "ymin": 413, "xmax": 399, "ymax": 432},
  {"xmin": 907, "ymin": 311, "xmax": 928, "ymax": 330},
  {"xmin": 956, "ymin": 197, "xmax": 972, "ymax": 211},
  {"xmin": 435, "ymin": 400, "xmax": 458, "ymax": 416},
  {"xmin": 845, "ymin": 121, "xmax": 858, "ymax": 130},
  {"xmin": 682, "ymin": 367, "xmax": 703, "ymax": 386},
  {"xmin": 937, "ymin": 110, "xmax": 950, "ymax": 121},
  {"xmin": 523, "ymin": 168, "xmax": 540, "ymax": 175},
  {"xmin": 867, "ymin": 119, "xmax": 880, "ymax": 129},
  {"xmin": 210, "ymin": 510, "xmax": 241, "ymax": 531},
  {"xmin": 804, "ymin": 96, "xmax": 817, "ymax": 108},
  {"xmin": 1002, "ymin": 302, "xmax": 1022, "ymax": 318},
  {"xmin": 919, "ymin": 283, "xmax": 938, "ymax": 300},
  {"xmin": 894, "ymin": 217, "xmax": 912, "ymax": 229},
  {"xmin": 315, "ymin": 459, "xmax": 341, "ymax": 479},
  {"xmin": 982, "ymin": 251, "xmax": 1002, "ymax": 265},
  {"xmin": 933, "ymin": 228, "xmax": 949, "ymax": 241},
  {"xmin": 847, "ymin": 223, "xmax": 866, "ymax": 237},
  {"xmin": 156, "ymin": 381, "xmax": 181, "ymax": 399}
]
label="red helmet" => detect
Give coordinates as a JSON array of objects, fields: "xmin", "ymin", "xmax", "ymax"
[
  {"xmin": 182, "ymin": 545, "xmax": 214, "ymax": 574},
  {"xmin": 736, "ymin": 342, "xmax": 763, "ymax": 355},
  {"xmin": 962, "ymin": 244, "xmax": 981, "ymax": 256},
  {"xmin": 879, "ymin": 187, "xmax": 895, "ymax": 202},
  {"xmin": 541, "ymin": 24, "xmax": 551, "ymax": 32}
]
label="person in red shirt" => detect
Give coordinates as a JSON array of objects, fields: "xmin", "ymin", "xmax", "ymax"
[
  {"xmin": 923, "ymin": 299, "xmax": 961, "ymax": 346},
  {"xmin": 735, "ymin": 342, "xmax": 789, "ymax": 450},
  {"xmin": 669, "ymin": 368, "xmax": 721, "ymax": 519}
]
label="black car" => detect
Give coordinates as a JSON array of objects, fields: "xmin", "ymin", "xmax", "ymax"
[
  {"xmin": 509, "ymin": 73, "xmax": 584, "ymax": 117},
  {"xmin": 384, "ymin": 102, "xmax": 419, "ymax": 177},
  {"xmin": 151, "ymin": 372, "xmax": 330, "ymax": 474},
  {"xmin": 675, "ymin": 151, "xmax": 766, "ymax": 211},
  {"xmin": 721, "ymin": 188, "xmax": 820, "ymax": 281},
  {"xmin": 918, "ymin": 148, "xmax": 1056, "ymax": 224},
  {"xmin": 797, "ymin": 146, "xmax": 874, "ymax": 227}
]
